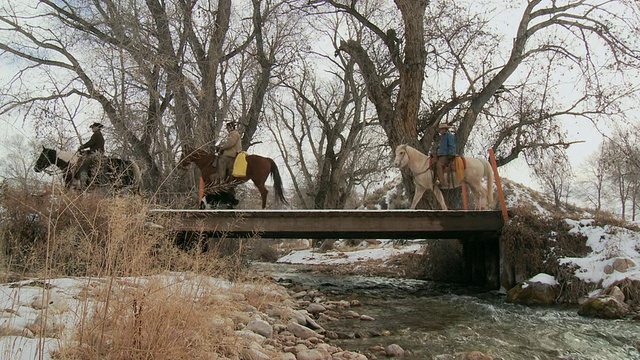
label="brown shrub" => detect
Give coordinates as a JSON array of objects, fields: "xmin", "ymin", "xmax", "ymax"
[
  {"xmin": 248, "ymin": 239, "xmax": 279, "ymax": 262},
  {"xmin": 0, "ymin": 186, "xmax": 247, "ymax": 279},
  {"xmin": 501, "ymin": 207, "xmax": 589, "ymax": 282},
  {"xmin": 418, "ymin": 240, "xmax": 465, "ymax": 282}
]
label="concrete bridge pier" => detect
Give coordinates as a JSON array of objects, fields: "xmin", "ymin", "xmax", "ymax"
[{"xmin": 461, "ymin": 235, "xmax": 501, "ymax": 289}]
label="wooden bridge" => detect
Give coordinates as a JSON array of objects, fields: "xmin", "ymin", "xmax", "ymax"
[
  {"xmin": 150, "ymin": 208, "xmax": 508, "ymax": 289},
  {"xmin": 148, "ymin": 209, "xmax": 505, "ymax": 239}
]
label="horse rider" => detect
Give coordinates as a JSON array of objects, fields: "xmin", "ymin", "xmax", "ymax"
[
  {"xmin": 436, "ymin": 122, "xmax": 456, "ymax": 187},
  {"xmin": 76, "ymin": 122, "xmax": 105, "ymax": 185},
  {"xmin": 214, "ymin": 121, "xmax": 242, "ymax": 183}
]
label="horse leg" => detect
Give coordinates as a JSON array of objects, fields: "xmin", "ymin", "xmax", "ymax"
[
  {"xmin": 253, "ymin": 181, "xmax": 269, "ymax": 209},
  {"xmin": 433, "ymin": 186, "xmax": 448, "ymax": 210},
  {"xmin": 410, "ymin": 185, "xmax": 427, "ymax": 209},
  {"xmin": 466, "ymin": 180, "xmax": 487, "ymax": 210}
]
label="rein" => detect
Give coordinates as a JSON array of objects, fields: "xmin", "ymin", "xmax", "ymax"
[{"xmin": 407, "ymin": 148, "xmax": 432, "ymax": 176}]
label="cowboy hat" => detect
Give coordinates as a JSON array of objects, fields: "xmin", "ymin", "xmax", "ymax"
[
  {"xmin": 438, "ymin": 123, "xmax": 451, "ymax": 129},
  {"xmin": 89, "ymin": 122, "xmax": 104, "ymax": 129}
]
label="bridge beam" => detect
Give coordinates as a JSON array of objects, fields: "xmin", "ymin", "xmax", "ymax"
[{"xmin": 149, "ymin": 209, "xmax": 504, "ymax": 239}]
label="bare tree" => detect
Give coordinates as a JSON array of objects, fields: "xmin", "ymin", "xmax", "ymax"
[
  {"xmin": 0, "ymin": 136, "xmax": 40, "ymax": 193},
  {"xmin": 602, "ymin": 127, "xmax": 640, "ymax": 220},
  {"xmin": 577, "ymin": 145, "xmax": 608, "ymax": 215},
  {"xmin": 265, "ymin": 55, "xmax": 387, "ymax": 208},
  {"xmin": 532, "ymin": 150, "xmax": 573, "ymax": 210},
  {"xmin": 0, "ymin": 0, "xmax": 298, "ymax": 196},
  {"xmin": 308, "ymin": 0, "xmax": 640, "ymax": 207}
]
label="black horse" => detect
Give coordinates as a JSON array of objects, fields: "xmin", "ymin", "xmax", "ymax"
[{"xmin": 34, "ymin": 146, "xmax": 141, "ymax": 193}]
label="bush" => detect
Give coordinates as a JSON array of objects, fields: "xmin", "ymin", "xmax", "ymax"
[
  {"xmin": 0, "ymin": 185, "xmax": 248, "ymax": 279},
  {"xmin": 418, "ymin": 240, "xmax": 465, "ymax": 282}
]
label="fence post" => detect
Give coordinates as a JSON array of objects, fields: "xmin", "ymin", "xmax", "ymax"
[{"xmin": 461, "ymin": 183, "xmax": 468, "ymax": 210}]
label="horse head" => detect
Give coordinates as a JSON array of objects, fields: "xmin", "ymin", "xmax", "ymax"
[
  {"xmin": 179, "ymin": 146, "xmax": 216, "ymax": 170},
  {"xmin": 394, "ymin": 144, "xmax": 409, "ymax": 168},
  {"xmin": 178, "ymin": 145, "xmax": 196, "ymax": 168},
  {"xmin": 34, "ymin": 146, "xmax": 57, "ymax": 172}
]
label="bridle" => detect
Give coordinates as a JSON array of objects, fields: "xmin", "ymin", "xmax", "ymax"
[
  {"xmin": 404, "ymin": 147, "xmax": 431, "ymax": 177},
  {"xmin": 35, "ymin": 151, "xmax": 64, "ymax": 176}
]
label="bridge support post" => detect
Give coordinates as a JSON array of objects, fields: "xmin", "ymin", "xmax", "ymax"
[{"xmin": 462, "ymin": 234, "xmax": 500, "ymax": 289}]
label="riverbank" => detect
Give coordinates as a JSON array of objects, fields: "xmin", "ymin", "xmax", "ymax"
[{"xmin": 275, "ymin": 213, "xmax": 640, "ymax": 318}]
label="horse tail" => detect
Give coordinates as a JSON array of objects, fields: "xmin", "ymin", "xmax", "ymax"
[
  {"xmin": 268, "ymin": 158, "xmax": 289, "ymax": 206},
  {"xmin": 483, "ymin": 158, "xmax": 495, "ymax": 208},
  {"xmin": 128, "ymin": 159, "xmax": 143, "ymax": 195}
]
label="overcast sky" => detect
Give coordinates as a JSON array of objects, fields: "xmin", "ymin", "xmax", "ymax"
[{"xmin": 0, "ymin": 0, "xmax": 636, "ymax": 194}]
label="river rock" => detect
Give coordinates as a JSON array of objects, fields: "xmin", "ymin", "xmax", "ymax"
[
  {"xmin": 385, "ymin": 343, "xmax": 405, "ymax": 356},
  {"xmin": 280, "ymin": 353, "xmax": 297, "ymax": 360},
  {"xmin": 462, "ymin": 350, "xmax": 492, "ymax": 360},
  {"xmin": 345, "ymin": 310, "xmax": 360, "ymax": 318},
  {"xmin": 307, "ymin": 303, "xmax": 326, "ymax": 314},
  {"xmin": 247, "ymin": 318, "xmax": 273, "ymax": 338},
  {"xmin": 287, "ymin": 321, "xmax": 324, "ymax": 339},
  {"xmin": 578, "ymin": 296, "xmax": 629, "ymax": 319},
  {"xmin": 292, "ymin": 291, "xmax": 307, "ymax": 299},
  {"xmin": 236, "ymin": 329, "xmax": 267, "ymax": 344},
  {"xmin": 331, "ymin": 351, "xmax": 368, "ymax": 359},
  {"xmin": 316, "ymin": 343, "xmax": 339, "ymax": 354},
  {"xmin": 612, "ymin": 258, "xmax": 636, "ymax": 273},
  {"xmin": 240, "ymin": 341, "xmax": 271, "ymax": 360},
  {"xmin": 606, "ymin": 285, "xmax": 625, "ymax": 303},
  {"xmin": 506, "ymin": 281, "xmax": 558, "ymax": 305},
  {"xmin": 296, "ymin": 349, "xmax": 326, "ymax": 360},
  {"xmin": 319, "ymin": 313, "xmax": 338, "ymax": 322}
]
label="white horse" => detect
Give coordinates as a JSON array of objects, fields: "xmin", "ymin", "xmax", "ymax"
[{"xmin": 394, "ymin": 144, "xmax": 495, "ymax": 210}]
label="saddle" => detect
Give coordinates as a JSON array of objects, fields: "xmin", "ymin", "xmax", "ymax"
[
  {"xmin": 212, "ymin": 152, "xmax": 248, "ymax": 178},
  {"xmin": 76, "ymin": 152, "xmax": 119, "ymax": 184},
  {"xmin": 430, "ymin": 154, "xmax": 466, "ymax": 181}
]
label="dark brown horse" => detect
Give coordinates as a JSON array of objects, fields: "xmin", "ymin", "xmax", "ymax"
[
  {"xmin": 34, "ymin": 146, "xmax": 142, "ymax": 194},
  {"xmin": 178, "ymin": 146, "xmax": 288, "ymax": 209}
]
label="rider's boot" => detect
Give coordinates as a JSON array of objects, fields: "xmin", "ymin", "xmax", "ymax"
[{"xmin": 435, "ymin": 165, "xmax": 445, "ymax": 187}]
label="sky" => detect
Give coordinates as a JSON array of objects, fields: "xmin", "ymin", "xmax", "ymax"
[{"xmin": 0, "ymin": 0, "xmax": 636, "ymax": 194}]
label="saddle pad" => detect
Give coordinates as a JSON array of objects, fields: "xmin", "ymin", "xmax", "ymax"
[
  {"xmin": 455, "ymin": 156, "xmax": 464, "ymax": 181},
  {"xmin": 232, "ymin": 152, "xmax": 248, "ymax": 177}
]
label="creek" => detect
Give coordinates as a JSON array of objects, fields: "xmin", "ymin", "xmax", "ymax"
[{"xmin": 255, "ymin": 263, "xmax": 640, "ymax": 360}]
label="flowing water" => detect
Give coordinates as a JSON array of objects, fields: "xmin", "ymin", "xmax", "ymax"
[{"xmin": 256, "ymin": 263, "xmax": 640, "ymax": 360}]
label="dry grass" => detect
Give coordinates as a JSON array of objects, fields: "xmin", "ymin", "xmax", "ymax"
[
  {"xmin": 0, "ymin": 184, "xmax": 265, "ymax": 359},
  {"xmin": 0, "ymin": 185, "xmax": 248, "ymax": 278},
  {"xmin": 54, "ymin": 275, "xmax": 275, "ymax": 360}
]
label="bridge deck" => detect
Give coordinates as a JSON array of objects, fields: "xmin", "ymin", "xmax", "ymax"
[{"xmin": 149, "ymin": 209, "xmax": 505, "ymax": 239}]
